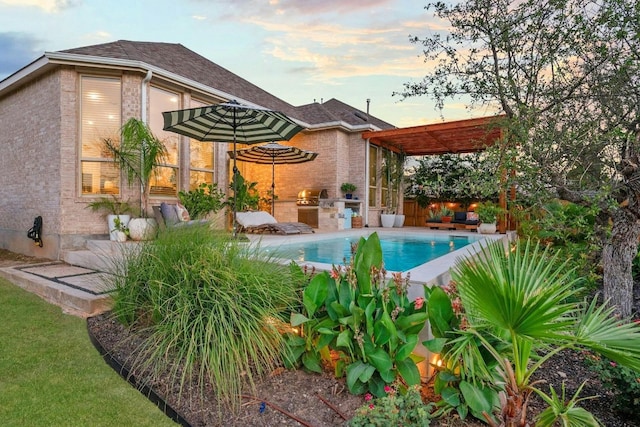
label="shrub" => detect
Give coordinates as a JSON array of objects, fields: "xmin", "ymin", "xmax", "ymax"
[
  {"xmin": 349, "ymin": 386, "xmax": 434, "ymax": 427},
  {"xmin": 109, "ymin": 225, "xmax": 303, "ymax": 410},
  {"xmin": 586, "ymin": 353, "xmax": 640, "ymax": 417},
  {"xmin": 178, "ymin": 182, "xmax": 226, "ymax": 219}
]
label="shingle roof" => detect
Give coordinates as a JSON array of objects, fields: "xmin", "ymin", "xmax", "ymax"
[{"xmin": 60, "ymin": 40, "xmax": 395, "ymax": 130}]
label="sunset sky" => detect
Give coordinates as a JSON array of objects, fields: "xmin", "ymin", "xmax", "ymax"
[{"xmin": 0, "ymin": 0, "xmax": 494, "ymax": 127}]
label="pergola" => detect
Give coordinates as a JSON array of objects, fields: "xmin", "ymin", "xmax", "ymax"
[
  {"xmin": 362, "ymin": 115, "xmax": 511, "ymax": 232},
  {"xmin": 362, "ymin": 115, "xmax": 505, "ymax": 156}
]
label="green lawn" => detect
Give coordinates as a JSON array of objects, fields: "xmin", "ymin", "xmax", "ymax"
[{"xmin": 0, "ymin": 279, "xmax": 177, "ymax": 427}]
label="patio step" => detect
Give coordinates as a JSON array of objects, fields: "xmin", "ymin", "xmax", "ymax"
[{"xmin": 61, "ymin": 240, "xmax": 140, "ymax": 272}]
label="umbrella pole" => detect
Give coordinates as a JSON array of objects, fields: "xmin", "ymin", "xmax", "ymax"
[
  {"xmin": 232, "ymin": 108, "xmax": 238, "ymax": 237},
  {"xmin": 271, "ymin": 158, "xmax": 275, "ymax": 217}
]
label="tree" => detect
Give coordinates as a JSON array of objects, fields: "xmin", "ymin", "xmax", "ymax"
[
  {"xmin": 406, "ymin": 153, "xmax": 499, "ymax": 207},
  {"xmin": 401, "ymin": 0, "xmax": 640, "ymax": 317}
]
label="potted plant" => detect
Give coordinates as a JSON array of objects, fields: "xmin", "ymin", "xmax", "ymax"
[
  {"xmin": 87, "ymin": 195, "xmax": 135, "ymax": 241},
  {"xmin": 111, "ymin": 216, "xmax": 129, "ymax": 242},
  {"xmin": 475, "ymin": 201, "xmax": 502, "ymax": 234},
  {"xmin": 102, "ymin": 118, "xmax": 168, "ymax": 240},
  {"xmin": 438, "ymin": 205, "xmax": 454, "ymax": 223},
  {"xmin": 340, "ymin": 182, "xmax": 357, "ymax": 199},
  {"xmin": 381, "ymin": 150, "xmax": 408, "ymax": 227}
]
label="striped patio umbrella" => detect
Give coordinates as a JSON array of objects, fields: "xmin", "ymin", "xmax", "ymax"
[
  {"xmin": 162, "ymin": 100, "xmax": 304, "ymax": 234},
  {"xmin": 228, "ymin": 142, "xmax": 318, "ymax": 216}
]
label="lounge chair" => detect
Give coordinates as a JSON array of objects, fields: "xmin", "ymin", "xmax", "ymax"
[{"xmin": 236, "ymin": 211, "xmax": 314, "ymax": 235}]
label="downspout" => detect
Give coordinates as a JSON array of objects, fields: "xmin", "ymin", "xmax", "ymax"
[
  {"xmin": 141, "ymin": 70, "xmax": 152, "ymax": 123},
  {"xmin": 139, "ymin": 70, "xmax": 152, "ymax": 215}
]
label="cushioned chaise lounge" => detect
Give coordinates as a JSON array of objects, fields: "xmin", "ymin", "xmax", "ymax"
[{"xmin": 236, "ymin": 211, "xmax": 314, "ymax": 235}]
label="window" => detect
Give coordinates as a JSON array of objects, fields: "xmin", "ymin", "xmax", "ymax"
[
  {"xmin": 189, "ymin": 99, "xmax": 215, "ymax": 189},
  {"xmin": 148, "ymin": 87, "xmax": 180, "ymax": 197},
  {"xmin": 80, "ymin": 76, "xmax": 121, "ymax": 195}
]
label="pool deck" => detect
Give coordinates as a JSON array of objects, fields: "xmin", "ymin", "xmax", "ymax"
[{"xmin": 247, "ymin": 226, "xmax": 511, "ymax": 301}]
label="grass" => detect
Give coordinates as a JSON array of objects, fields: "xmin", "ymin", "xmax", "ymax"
[
  {"xmin": 109, "ymin": 225, "xmax": 304, "ymax": 412},
  {"xmin": 0, "ymin": 278, "xmax": 176, "ymax": 427}
]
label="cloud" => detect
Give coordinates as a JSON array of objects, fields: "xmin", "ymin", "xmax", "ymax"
[
  {"xmin": 0, "ymin": 0, "xmax": 82, "ymax": 13},
  {"xmin": 0, "ymin": 32, "xmax": 42, "ymax": 78}
]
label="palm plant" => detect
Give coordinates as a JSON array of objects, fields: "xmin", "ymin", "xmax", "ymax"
[
  {"xmin": 102, "ymin": 118, "xmax": 168, "ymax": 217},
  {"xmin": 444, "ymin": 240, "xmax": 640, "ymax": 426}
]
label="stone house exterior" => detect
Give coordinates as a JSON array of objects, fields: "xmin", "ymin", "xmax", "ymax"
[{"xmin": 0, "ymin": 40, "xmax": 397, "ymax": 260}]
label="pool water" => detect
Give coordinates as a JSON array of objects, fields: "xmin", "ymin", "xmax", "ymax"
[{"xmin": 273, "ymin": 234, "xmax": 481, "ymax": 271}]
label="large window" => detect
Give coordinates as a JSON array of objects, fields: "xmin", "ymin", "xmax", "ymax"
[
  {"xmin": 148, "ymin": 87, "xmax": 180, "ymax": 197},
  {"xmin": 80, "ymin": 76, "xmax": 122, "ymax": 195},
  {"xmin": 189, "ymin": 99, "xmax": 215, "ymax": 189}
]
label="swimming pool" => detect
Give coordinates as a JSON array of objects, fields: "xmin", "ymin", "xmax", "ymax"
[{"xmin": 270, "ymin": 233, "xmax": 483, "ymax": 272}]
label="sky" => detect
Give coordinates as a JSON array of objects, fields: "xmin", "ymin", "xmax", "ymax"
[{"xmin": 0, "ymin": 0, "xmax": 489, "ymax": 127}]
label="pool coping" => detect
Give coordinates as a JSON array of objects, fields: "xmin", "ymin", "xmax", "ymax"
[{"xmin": 247, "ymin": 227, "xmax": 510, "ymax": 299}]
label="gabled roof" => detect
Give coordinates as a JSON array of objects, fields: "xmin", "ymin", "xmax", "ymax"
[
  {"xmin": 363, "ymin": 115, "xmax": 505, "ymax": 156},
  {"xmin": 296, "ymin": 98, "xmax": 394, "ymax": 130},
  {"xmin": 55, "ymin": 40, "xmax": 394, "ymax": 130}
]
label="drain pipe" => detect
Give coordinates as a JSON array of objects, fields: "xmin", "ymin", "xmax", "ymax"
[
  {"xmin": 138, "ymin": 70, "xmax": 153, "ymax": 216},
  {"xmin": 141, "ymin": 70, "xmax": 152, "ymax": 123}
]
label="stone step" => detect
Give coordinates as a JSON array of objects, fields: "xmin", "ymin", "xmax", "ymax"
[
  {"xmin": 0, "ymin": 262, "xmax": 113, "ymax": 317},
  {"xmin": 62, "ymin": 240, "xmax": 141, "ymax": 272}
]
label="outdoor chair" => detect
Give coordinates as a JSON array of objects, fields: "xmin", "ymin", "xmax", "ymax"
[{"xmin": 236, "ymin": 211, "xmax": 314, "ymax": 235}]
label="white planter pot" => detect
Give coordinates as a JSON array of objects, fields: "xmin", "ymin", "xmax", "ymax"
[
  {"xmin": 380, "ymin": 214, "xmax": 396, "ymax": 228},
  {"xmin": 478, "ymin": 222, "xmax": 497, "ymax": 234},
  {"xmin": 128, "ymin": 218, "xmax": 158, "ymax": 241},
  {"xmin": 393, "ymin": 214, "xmax": 405, "ymax": 228},
  {"xmin": 107, "ymin": 214, "xmax": 130, "ymax": 241}
]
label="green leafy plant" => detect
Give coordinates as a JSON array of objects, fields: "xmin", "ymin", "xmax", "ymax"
[
  {"xmin": 438, "ymin": 239, "xmax": 640, "ymax": 426},
  {"xmin": 178, "ymin": 182, "xmax": 226, "ymax": 219},
  {"xmin": 87, "ymin": 195, "xmax": 136, "ymax": 216},
  {"xmin": 341, "ymin": 182, "xmax": 357, "ymax": 194},
  {"xmin": 227, "ymin": 172, "xmax": 260, "ymax": 212},
  {"xmin": 349, "ymin": 385, "xmax": 434, "ymax": 427},
  {"xmin": 283, "ymin": 233, "xmax": 429, "ymax": 396},
  {"xmin": 536, "ymin": 382, "xmax": 600, "ymax": 427},
  {"xmin": 111, "ymin": 216, "xmax": 129, "ymax": 236},
  {"xmin": 474, "ymin": 201, "xmax": 502, "ymax": 223},
  {"xmin": 422, "ymin": 283, "xmax": 499, "ymax": 421},
  {"xmin": 586, "ymin": 353, "xmax": 640, "ymax": 418},
  {"xmin": 102, "ymin": 117, "xmax": 168, "ymax": 217},
  {"xmin": 109, "ymin": 225, "xmax": 303, "ymax": 411}
]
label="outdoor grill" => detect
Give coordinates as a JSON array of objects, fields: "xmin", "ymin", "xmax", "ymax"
[{"xmin": 296, "ymin": 189, "xmax": 324, "ymax": 206}]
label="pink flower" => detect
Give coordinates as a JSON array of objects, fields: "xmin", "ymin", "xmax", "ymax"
[
  {"xmin": 384, "ymin": 385, "xmax": 393, "ymax": 394},
  {"xmin": 330, "ymin": 268, "xmax": 340, "ymax": 280},
  {"xmin": 369, "ymin": 404, "xmax": 375, "ymax": 410},
  {"xmin": 610, "ymin": 361, "xmax": 618, "ymax": 367},
  {"xmin": 414, "ymin": 297, "xmax": 424, "ymax": 310},
  {"xmin": 364, "ymin": 393, "xmax": 372, "ymax": 402}
]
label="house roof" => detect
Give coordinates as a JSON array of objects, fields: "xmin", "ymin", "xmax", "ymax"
[
  {"xmin": 54, "ymin": 40, "xmax": 393, "ymax": 131},
  {"xmin": 362, "ymin": 115, "xmax": 505, "ymax": 156}
]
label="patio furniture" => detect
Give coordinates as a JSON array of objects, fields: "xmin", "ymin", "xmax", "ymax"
[
  {"xmin": 236, "ymin": 211, "xmax": 314, "ymax": 235},
  {"xmin": 153, "ymin": 203, "xmax": 208, "ymax": 230}
]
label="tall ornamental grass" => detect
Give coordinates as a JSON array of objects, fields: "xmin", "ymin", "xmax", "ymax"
[{"xmin": 109, "ymin": 225, "xmax": 302, "ymax": 410}]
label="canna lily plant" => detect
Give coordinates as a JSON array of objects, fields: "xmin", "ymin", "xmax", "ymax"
[
  {"xmin": 429, "ymin": 239, "xmax": 640, "ymax": 426},
  {"xmin": 283, "ymin": 232, "xmax": 429, "ymax": 397}
]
